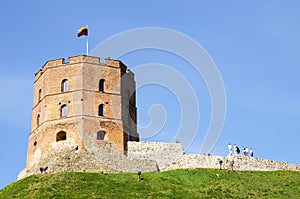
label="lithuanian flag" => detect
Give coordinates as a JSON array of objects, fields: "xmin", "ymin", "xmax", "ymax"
[{"xmin": 77, "ymin": 25, "xmax": 88, "ymax": 37}]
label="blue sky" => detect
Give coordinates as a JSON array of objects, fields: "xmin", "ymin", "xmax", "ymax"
[{"xmin": 1, "ymin": 1, "xmax": 300, "ymax": 189}]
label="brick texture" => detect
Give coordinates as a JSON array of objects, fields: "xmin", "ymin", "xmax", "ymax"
[{"xmin": 26, "ymin": 55, "xmax": 138, "ymax": 171}]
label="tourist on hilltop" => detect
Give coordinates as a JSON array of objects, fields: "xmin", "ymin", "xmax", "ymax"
[
  {"xmin": 233, "ymin": 144, "xmax": 241, "ymax": 155},
  {"xmin": 245, "ymin": 147, "xmax": 249, "ymax": 156},
  {"xmin": 236, "ymin": 145, "xmax": 240, "ymax": 155},
  {"xmin": 234, "ymin": 144, "xmax": 240, "ymax": 155},
  {"xmin": 228, "ymin": 143, "xmax": 233, "ymax": 155},
  {"xmin": 234, "ymin": 144, "xmax": 237, "ymax": 154},
  {"xmin": 250, "ymin": 148, "xmax": 253, "ymax": 157},
  {"xmin": 242, "ymin": 146, "xmax": 246, "ymax": 156}
]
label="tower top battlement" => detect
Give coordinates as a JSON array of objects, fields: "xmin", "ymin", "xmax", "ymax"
[{"xmin": 35, "ymin": 55, "xmax": 128, "ymax": 81}]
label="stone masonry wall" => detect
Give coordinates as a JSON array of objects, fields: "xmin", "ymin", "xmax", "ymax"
[
  {"xmin": 127, "ymin": 141, "xmax": 300, "ymax": 172},
  {"xmin": 127, "ymin": 141, "xmax": 184, "ymax": 171},
  {"xmin": 18, "ymin": 140, "xmax": 158, "ymax": 180},
  {"xmin": 19, "ymin": 141, "xmax": 299, "ymax": 180}
]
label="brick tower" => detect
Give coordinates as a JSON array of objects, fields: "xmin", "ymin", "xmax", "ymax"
[{"xmin": 26, "ymin": 55, "xmax": 138, "ymax": 169}]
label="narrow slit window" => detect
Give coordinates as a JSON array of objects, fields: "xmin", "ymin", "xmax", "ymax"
[
  {"xmin": 60, "ymin": 104, "xmax": 68, "ymax": 117},
  {"xmin": 61, "ymin": 79, "xmax": 68, "ymax": 92},
  {"xmin": 127, "ymin": 132, "xmax": 131, "ymax": 141},
  {"xmin": 37, "ymin": 114, "xmax": 40, "ymax": 126},
  {"xmin": 99, "ymin": 79, "xmax": 105, "ymax": 92},
  {"xmin": 38, "ymin": 89, "xmax": 42, "ymax": 102},
  {"xmin": 98, "ymin": 104, "xmax": 104, "ymax": 116}
]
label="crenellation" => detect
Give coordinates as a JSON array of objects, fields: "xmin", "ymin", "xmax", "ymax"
[
  {"xmin": 34, "ymin": 69, "xmax": 43, "ymax": 80},
  {"xmin": 42, "ymin": 58, "xmax": 65, "ymax": 71},
  {"xmin": 69, "ymin": 55, "xmax": 100, "ymax": 64},
  {"xmin": 104, "ymin": 58, "xmax": 127, "ymax": 70}
]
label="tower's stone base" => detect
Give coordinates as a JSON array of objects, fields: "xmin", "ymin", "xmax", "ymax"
[{"xmin": 18, "ymin": 141, "xmax": 158, "ymax": 180}]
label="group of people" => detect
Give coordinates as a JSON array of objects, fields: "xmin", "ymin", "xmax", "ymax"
[{"xmin": 227, "ymin": 143, "xmax": 254, "ymax": 157}]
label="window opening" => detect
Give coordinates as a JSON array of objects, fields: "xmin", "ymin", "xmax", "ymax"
[
  {"xmin": 98, "ymin": 104, "xmax": 104, "ymax": 116},
  {"xmin": 60, "ymin": 104, "xmax": 68, "ymax": 117},
  {"xmin": 99, "ymin": 79, "xmax": 105, "ymax": 92},
  {"xmin": 56, "ymin": 131, "xmax": 67, "ymax": 141},
  {"xmin": 97, "ymin": 130, "xmax": 106, "ymax": 140},
  {"xmin": 61, "ymin": 79, "xmax": 68, "ymax": 92}
]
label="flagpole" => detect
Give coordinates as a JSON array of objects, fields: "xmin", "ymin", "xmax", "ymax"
[
  {"xmin": 86, "ymin": 36, "xmax": 89, "ymax": 56},
  {"xmin": 78, "ymin": 25, "xmax": 88, "ymax": 55}
]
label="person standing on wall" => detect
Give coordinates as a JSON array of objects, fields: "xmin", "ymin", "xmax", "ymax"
[
  {"xmin": 228, "ymin": 143, "xmax": 233, "ymax": 155},
  {"xmin": 250, "ymin": 148, "xmax": 254, "ymax": 157},
  {"xmin": 234, "ymin": 144, "xmax": 237, "ymax": 154},
  {"xmin": 236, "ymin": 145, "xmax": 240, "ymax": 155},
  {"xmin": 242, "ymin": 146, "xmax": 246, "ymax": 156}
]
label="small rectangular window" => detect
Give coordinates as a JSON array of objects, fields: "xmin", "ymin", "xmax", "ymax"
[
  {"xmin": 61, "ymin": 105, "xmax": 68, "ymax": 117},
  {"xmin": 99, "ymin": 79, "xmax": 105, "ymax": 92},
  {"xmin": 61, "ymin": 79, "xmax": 68, "ymax": 92},
  {"xmin": 98, "ymin": 104, "xmax": 104, "ymax": 116}
]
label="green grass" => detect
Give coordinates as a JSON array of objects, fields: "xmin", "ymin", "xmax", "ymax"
[{"xmin": 1, "ymin": 169, "xmax": 300, "ymax": 198}]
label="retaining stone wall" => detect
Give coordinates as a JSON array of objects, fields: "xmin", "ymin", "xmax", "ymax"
[
  {"xmin": 18, "ymin": 140, "xmax": 158, "ymax": 180},
  {"xmin": 127, "ymin": 141, "xmax": 184, "ymax": 170},
  {"xmin": 18, "ymin": 141, "xmax": 299, "ymax": 180},
  {"xmin": 127, "ymin": 141, "xmax": 300, "ymax": 171}
]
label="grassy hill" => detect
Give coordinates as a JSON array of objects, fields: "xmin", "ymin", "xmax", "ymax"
[{"xmin": 1, "ymin": 169, "xmax": 300, "ymax": 198}]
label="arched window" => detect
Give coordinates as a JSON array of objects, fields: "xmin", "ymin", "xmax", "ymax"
[
  {"xmin": 37, "ymin": 114, "xmax": 40, "ymax": 126},
  {"xmin": 99, "ymin": 79, "xmax": 105, "ymax": 92},
  {"xmin": 98, "ymin": 104, "xmax": 104, "ymax": 116},
  {"xmin": 56, "ymin": 131, "xmax": 67, "ymax": 142},
  {"xmin": 61, "ymin": 79, "xmax": 68, "ymax": 92},
  {"xmin": 60, "ymin": 104, "xmax": 68, "ymax": 117},
  {"xmin": 38, "ymin": 89, "xmax": 42, "ymax": 102},
  {"xmin": 97, "ymin": 130, "xmax": 106, "ymax": 140}
]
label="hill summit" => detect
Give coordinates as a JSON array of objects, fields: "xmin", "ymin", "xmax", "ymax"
[{"xmin": 2, "ymin": 169, "xmax": 300, "ymax": 198}]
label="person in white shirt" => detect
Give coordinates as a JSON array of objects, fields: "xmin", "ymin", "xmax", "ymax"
[
  {"xmin": 228, "ymin": 143, "xmax": 232, "ymax": 155},
  {"xmin": 250, "ymin": 148, "xmax": 253, "ymax": 157}
]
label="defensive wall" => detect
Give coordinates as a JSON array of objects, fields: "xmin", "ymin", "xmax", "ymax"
[
  {"xmin": 127, "ymin": 141, "xmax": 300, "ymax": 171},
  {"xmin": 18, "ymin": 141, "xmax": 300, "ymax": 180}
]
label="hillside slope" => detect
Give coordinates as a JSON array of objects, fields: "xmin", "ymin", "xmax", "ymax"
[{"xmin": 1, "ymin": 169, "xmax": 300, "ymax": 198}]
